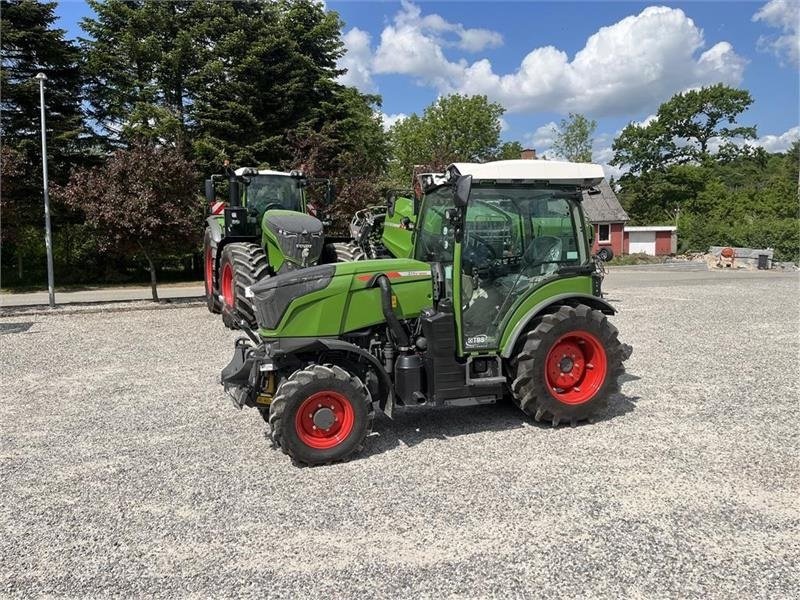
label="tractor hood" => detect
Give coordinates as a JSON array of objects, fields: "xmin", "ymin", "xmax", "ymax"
[
  {"xmin": 250, "ymin": 258, "xmax": 433, "ymax": 335},
  {"xmin": 262, "ymin": 210, "xmax": 324, "ymax": 271}
]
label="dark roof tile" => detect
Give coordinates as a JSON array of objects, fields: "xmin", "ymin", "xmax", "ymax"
[{"xmin": 581, "ymin": 179, "xmax": 629, "ymax": 223}]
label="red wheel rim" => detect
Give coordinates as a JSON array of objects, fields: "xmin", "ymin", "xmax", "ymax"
[
  {"xmin": 294, "ymin": 391, "xmax": 355, "ymax": 450},
  {"xmin": 221, "ymin": 263, "xmax": 234, "ymax": 308},
  {"xmin": 205, "ymin": 248, "xmax": 214, "ymax": 295},
  {"xmin": 544, "ymin": 330, "xmax": 607, "ymax": 405}
]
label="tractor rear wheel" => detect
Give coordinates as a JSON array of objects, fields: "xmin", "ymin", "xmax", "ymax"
[
  {"xmin": 268, "ymin": 364, "xmax": 373, "ymax": 466},
  {"xmin": 331, "ymin": 241, "xmax": 366, "ymax": 262},
  {"xmin": 510, "ymin": 304, "xmax": 625, "ymax": 426},
  {"xmin": 203, "ymin": 229, "xmax": 222, "ymax": 314},
  {"xmin": 219, "ymin": 242, "xmax": 269, "ymax": 329}
]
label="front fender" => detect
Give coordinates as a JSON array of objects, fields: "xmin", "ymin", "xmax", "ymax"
[
  {"xmin": 500, "ymin": 293, "xmax": 617, "ymax": 358},
  {"xmin": 269, "ymin": 337, "xmax": 395, "ymax": 418}
]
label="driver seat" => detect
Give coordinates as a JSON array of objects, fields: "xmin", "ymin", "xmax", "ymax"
[{"xmin": 522, "ymin": 236, "xmax": 562, "ymax": 279}]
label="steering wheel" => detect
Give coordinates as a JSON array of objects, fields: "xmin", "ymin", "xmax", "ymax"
[
  {"xmin": 467, "ymin": 233, "xmax": 497, "ymax": 260},
  {"xmin": 261, "ymin": 202, "xmax": 284, "ymax": 213}
]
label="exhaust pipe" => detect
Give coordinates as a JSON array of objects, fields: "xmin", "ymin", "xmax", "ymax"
[{"xmin": 374, "ymin": 275, "xmax": 410, "ymax": 350}]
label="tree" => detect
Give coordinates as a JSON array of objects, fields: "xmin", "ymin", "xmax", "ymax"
[
  {"xmin": 0, "ymin": 0, "xmax": 88, "ymax": 279},
  {"xmin": 612, "ymin": 84, "xmax": 756, "ymax": 174},
  {"xmin": 55, "ymin": 144, "xmax": 203, "ymax": 300},
  {"xmin": 285, "ymin": 87, "xmax": 389, "ymax": 229},
  {"xmin": 551, "ymin": 113, "xmax": 596, "ymax": 162},
  {"xmin": 496, "ymin": 141, "xmax": 524, "ymax": 160},
  {"xmin": 188, "ymin": 0, "xmax": 347, "ymax": 173},
  {"xmin": 388, "ymin": 94, "xmax": 506, "ymax": 184},
  {"xmin": 81, "ymin": 0, "xmax": 206, "ymax": 145}
]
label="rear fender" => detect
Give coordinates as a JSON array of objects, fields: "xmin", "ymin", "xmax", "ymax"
[{"xmin": 500, "ymin": 294, "xmax": 617, "ymax": 358}]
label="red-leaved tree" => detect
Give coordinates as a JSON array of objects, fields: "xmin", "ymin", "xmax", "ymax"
[{"xmin": 56, "ymin": 143, "xmax": 203, "ymax": 300}]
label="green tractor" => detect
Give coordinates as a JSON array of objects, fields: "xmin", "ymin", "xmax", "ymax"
[
  {"xmin": 203, "ymin": 166, "xmax": 359, "ymax": 328},
  {"xmin": 346, "ymin": 189, "xmax": 418, "ymax": 260},
  {"xmin": 221, "ymin": 160, "xmax": 632, "ymax": 465}
]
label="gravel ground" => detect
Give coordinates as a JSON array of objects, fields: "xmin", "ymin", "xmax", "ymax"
[{"xmin": 1, "ymin": 270, "xmax": 798, "ymax": 598}]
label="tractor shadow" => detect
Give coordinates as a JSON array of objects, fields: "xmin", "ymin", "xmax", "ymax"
[{"xmin": 359, "ymin": 375, "xmax": 641, "ymax": 460}]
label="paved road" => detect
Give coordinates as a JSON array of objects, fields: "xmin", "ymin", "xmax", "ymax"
[
  {"xmin": 0, "ymin": 282, "xmax": 205, "ymax": 308},
  {"xmin": 1, "ymin": 270, "xmax": 798, "ymax": 598}
]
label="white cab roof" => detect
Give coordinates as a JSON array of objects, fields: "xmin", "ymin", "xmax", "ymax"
[
  {"xmin": 450, "ymin": 160, "xmax": 605, "ymax": 187},
  {"xmin": 234, "ymin": 167, "xmax": 294, "ymax": 177}
]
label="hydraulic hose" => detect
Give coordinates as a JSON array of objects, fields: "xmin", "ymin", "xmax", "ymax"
[{"xmin": 374, "ymin": 275, "xmax": 411, "ymax": 350}]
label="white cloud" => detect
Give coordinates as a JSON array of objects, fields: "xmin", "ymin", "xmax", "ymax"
[
  {"xmin": 710, "ymin": 125, "xmax": 800, "ymax": 153},
  {"xmin": 457, "ymin": 28, "xmax": 504, "ymax": 53},
  {"xmin": 754, "ymin": 126, "xmax": 800, "ymax": 152},
  {"xmin": 455, "ymin": 6, "xmax": 747, "ymax": 115},
  {"xmin": 380, "ymin": 112, "xmax": 408, "ymax": 131},
  {"xmin": 366, "ymin": 4, "xmax": 746, "ymax": 117},
  {"xmin": 338, "ymin": 27, "xmax": 374, "ymax": 91},
  {"xmin": 524, "ymin": 122, "xmax": 558, "ymax": 151},
  {"xmin": 753, "ymin": 0, "xmax": 800, "ymax": 66}
]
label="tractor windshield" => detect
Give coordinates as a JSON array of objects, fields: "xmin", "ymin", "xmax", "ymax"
[
  {"xmin": 460, "ymin": 185, "xmax": 587, "ymax": 350},
  {"xmin": 246, "ymin": 175, "xmax": 304, "ymax": 217}
]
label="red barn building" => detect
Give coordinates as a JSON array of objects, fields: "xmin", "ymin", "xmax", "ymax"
[{"xmin": 581, "ymin": 179, "xmax": 629, "ymax": 258}]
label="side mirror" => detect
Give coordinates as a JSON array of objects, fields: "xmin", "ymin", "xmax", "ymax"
[
  {"xmin": 454, "ymin": 175, "xmax": 472, "ymax": 208},
  {"xmin": 205, "ymin": 179, "xmax": 215, "ymax": 203}
]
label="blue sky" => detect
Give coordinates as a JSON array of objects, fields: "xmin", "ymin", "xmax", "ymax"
[{"xmin": 55, "ymin": 0, "xmax": 799, "ymax": 174}]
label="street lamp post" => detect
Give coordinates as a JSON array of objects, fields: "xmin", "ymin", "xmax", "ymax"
[{"xmin": 35, "ymin": 72, "xmax": 55, "ymax": 308}]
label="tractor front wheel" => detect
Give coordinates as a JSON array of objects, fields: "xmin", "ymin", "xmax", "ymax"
[
  {"xmin": 510, "ymin": 304, "xmax": 625, "ymax": 426},
  {"xmin": 203, "ymin": 229, "xmax": 222, "ymax": 314},
  {"xmin": 219, "ymin": 242, "xmax": 269, "ymax": 329},
  {"xmin": 268, "ymin": 364, "xmax": 373, "ymax": 465}
]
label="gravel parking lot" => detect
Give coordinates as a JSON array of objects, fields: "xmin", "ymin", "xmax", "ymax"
[{"xmin": 2, "ymin": 268, "xmax": 799, "ymax": 598}]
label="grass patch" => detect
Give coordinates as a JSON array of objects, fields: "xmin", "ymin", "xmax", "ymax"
[{"xmin": 608, "ymin": 253, "xmax": 667, "ymax": 266}]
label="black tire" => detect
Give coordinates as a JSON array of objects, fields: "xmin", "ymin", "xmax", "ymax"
[
  {"xmin": 597, "ymin": 247, "xmax": 613, "ymax": 262},
  {"xmin": 203, "ymin": 229, "xmax": 222, "ymax": 314},
  {"xmin": 268, "ymin": 364, "xmax": 373, "ymax": 466},
  {"xmin": 330, "ymin": 241, "xmax": 366, "ymax": 262},
  {"xmin": 510, "ymin": 304, "xmax": 625, "ymax": 426},
  {"xmin": 219, "ymin": 242, "xmax": 269, "ymax": 329}
]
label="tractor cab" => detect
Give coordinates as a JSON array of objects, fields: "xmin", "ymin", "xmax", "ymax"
[{"xmin": 414, "ymin": 160, "xmax": 602, "ymax": 353}]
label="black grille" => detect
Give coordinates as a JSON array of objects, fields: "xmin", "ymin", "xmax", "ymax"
[{"xmin": 276, "ymin": 232, "xmax": 324, "ymax": 271}]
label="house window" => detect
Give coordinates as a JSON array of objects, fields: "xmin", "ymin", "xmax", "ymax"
[{"xmin": 598, "ymin": 224, "xmax": 610, "ymax": 242}]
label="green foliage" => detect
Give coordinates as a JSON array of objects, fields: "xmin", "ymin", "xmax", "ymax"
[
  {"xmin": 388, "ymin": 94, "xmax": 508, "ymax": 184},
  {"xmin": 54, "ymin": 143, "xmax": 204, "ymax": 298},
  {"xmin": 0, "ymin": 0, "xmax": 88, "ymax": 241},
  {"xmin": 608, "ymin": 253, "xmax": 665, "ymax": 266},
  {"xmin": 551, "ymin": 113, "xmax": 596, "ymax": 162},
  {"xmin": 612, "ymin": 84, "xmax": 755, "ymax": 173},
  {"xmin": 496, "ymin": 141, "xmax": 524, "ymax": 160},
  {"xmin": 613, "ymin": 85, "xmax": 797, "ymax": 264}
]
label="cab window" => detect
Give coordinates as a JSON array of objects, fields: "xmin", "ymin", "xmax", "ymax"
[{"xmin": 460, "ymin": 186, "xmax": 584, "ymax": 350}]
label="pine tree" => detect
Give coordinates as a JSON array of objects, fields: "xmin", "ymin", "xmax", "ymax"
[
  {"xmin": 81, "ymin": 0, "xmax": 202, "ymax": 145},
  {"xmin": 0, "ymin": 0, "xmax": 87, "ymax": 276},
  {"xmin": 189, "ymin": 0, "xmax": 347, "ymax": 173},
  {"xmin": 0, "ymin": 0, "xmax": 85, "ymax": 183}
]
